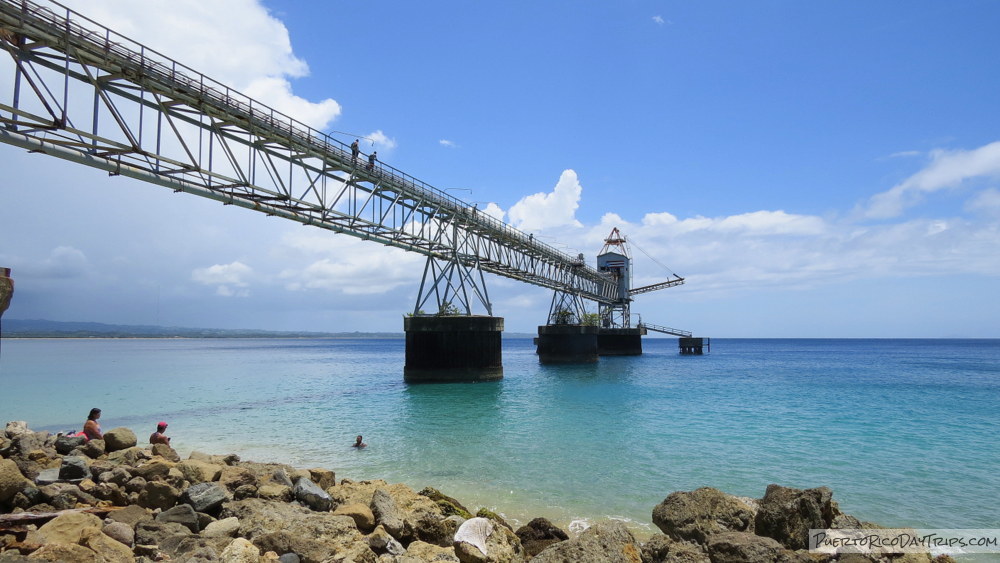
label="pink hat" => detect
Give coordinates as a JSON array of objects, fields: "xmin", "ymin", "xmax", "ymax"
[{"xmin": 157, "ymin": 421, "xmax": 168, "ymax": 428}]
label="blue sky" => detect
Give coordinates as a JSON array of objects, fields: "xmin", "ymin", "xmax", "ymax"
[{"xmin": 2, "ymin": 0, "xmax": 999, "ymax": 337}]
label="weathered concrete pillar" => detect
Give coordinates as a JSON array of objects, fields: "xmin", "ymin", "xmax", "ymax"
[
  {"xmin": 0, "ymin": 267, "xmax": 13, "ymax": 319},
  {"xmin": 679, "ymin": 337, "xmax": 709, "ymax": 355},
  {"xmin": 536, "ymin": 324, "xmax": 599, "ymax": 364},
  {"xmin": 404, "ymin": 315, "xmax": 504, "ymax": 383},
  {"xmin": 597, "ymin": 327, "xmax": 645, "ymax": 356}
]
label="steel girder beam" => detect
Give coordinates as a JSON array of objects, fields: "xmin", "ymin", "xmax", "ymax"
[{"xmin": 0, "ymin": 0, "xmax": 621, "ymax": 306}]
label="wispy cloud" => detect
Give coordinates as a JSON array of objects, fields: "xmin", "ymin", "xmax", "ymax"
[
  {"xmin": 439, "ymin": 139, "xmax": 458, "ymax": 148},
  {"xmin": 860, "ymin": 141, "xmax": 1000, "ymax": 219},
  {"xmin": 652, "ymin": 15, "xmax": 665, "ymax": 25}
]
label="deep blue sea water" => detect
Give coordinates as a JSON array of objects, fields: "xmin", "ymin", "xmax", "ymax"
[{"xmin": 1, "ymin": 337, "xmax": 998, "ymax": 539}]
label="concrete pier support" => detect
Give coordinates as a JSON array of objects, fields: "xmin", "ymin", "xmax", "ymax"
[
  {"xmin": 679, "ymin": 337, "xmax": 710, "ymax": 355},
  {"xmin": 597, "ymin": 327, "xmax": 646, "ymax": 356},
  {"xmin": 536, "ymin": 325, "xmax": 599, "ymax": 364},
  {"xmin": 0, "ymin": 267, "xmax": 12, "ymax": 319},
  {"xmin": 404, "ymin": 315, "xmax": 504, "ymax": 383}
]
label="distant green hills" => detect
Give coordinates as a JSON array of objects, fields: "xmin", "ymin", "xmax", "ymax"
[{"xmin": 0, "ymin": 319, "xmax": 403, "ymax": 339}]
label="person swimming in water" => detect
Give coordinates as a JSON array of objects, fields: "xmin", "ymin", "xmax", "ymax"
[
  {"xmin": 352, "ymin": 435, "xmax": 367, "ymax": 448},
  {"xmin": 82, "ymin": 408, "xmax": 102, "ymax": 440}
]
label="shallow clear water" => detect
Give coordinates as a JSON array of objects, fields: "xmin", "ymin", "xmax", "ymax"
[{"xmin": 1, "ymin": 337, "xmax": 997, "ymax": 536}]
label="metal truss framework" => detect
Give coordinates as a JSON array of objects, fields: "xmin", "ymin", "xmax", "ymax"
[{"xmin": 0, "ymin": 0, "xmax": 620, "ymax": 312}]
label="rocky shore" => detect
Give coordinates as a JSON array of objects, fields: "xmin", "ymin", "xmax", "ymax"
[{"xmin": 1, "ymin": 421, "xmax": 956, "ymax": 562}]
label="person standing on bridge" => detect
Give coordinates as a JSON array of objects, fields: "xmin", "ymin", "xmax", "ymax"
[
  {"xmin": 367, "ymin": 151, "xmax": 377, "ymax": 172},
  {"xmin": 351, "ymin": 139, "xmax": 359, "ymax": 165}
]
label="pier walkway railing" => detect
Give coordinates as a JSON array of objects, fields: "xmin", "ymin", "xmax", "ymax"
[{"xmin": 0, "ymin": 0, "xmax": 620, "ymax": 305}]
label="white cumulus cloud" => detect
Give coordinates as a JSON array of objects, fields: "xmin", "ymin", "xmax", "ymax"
[
  {"xmin": 192, "ymin": 262, "xmax": 253, "ymax": 297},
  {"xmin": 508, "ymin": 169, "xmax": 584, "ymax": 232}
]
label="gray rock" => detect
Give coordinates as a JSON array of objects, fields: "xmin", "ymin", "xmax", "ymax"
[
  {"xmin": 640, "ymin": 533, "xmax": 710, "ymax": 563},
  {"xmin": 221, "ymin": 498, "xmax": 371, "ymax": 563},
  {"xmin": 102, "ymin": 521, "xmax": 135, "ymax": 547},
  {"xmin": 125, "ymin": 475, "xmax": 147, "ymax": 494},
  {"xmin": 138, "ymin": 479, "xmax": 180, "ymax": 510},
  {"xmin": 82, "ymin": 439, "xmax": 106, "ymax": 458},
  {"xmin": 203, "ymin": 516, "xmax": 241, "ymax": 538},
  {"xmin": 157, "ymin": 503, "xmax": 200, "ymax": 533},
  {"xmin": 106, "ymin": 504, "xmax": 152, "ymax": 526},
  {"xmin": 4, "ymin": 421, "xmax": 30, "ymax": 439},
  {"xmin": 368, "ymin": 524, "xmax": 405, "ymax": 556},
  {"xmin": 705, "ymin": 531, "xmax": 783, "ymax": 563},
  {"xmin": 754, "ymin": 484, "xmax": 839, "ymax": 550},
  {"xmin": 54, "ymin": 434, "xmax": 87, "ymax": 455},
  {"xmin": 135, "ymin": 520, "xmax": 193, "ymax": 547},
  {"xmin": 103, "ymin": 427, "xmax": 138, "ymax": 452},
  {"xmin": 531, "ymin": 520, "xmax": 634, "ymax": 563},
  {"xmin": 293, "ymin": 477, "xmax": 332, "ymax": 512},
  {"xmin": 515, "ymin": 517, "xmax": 568, "ymax": 558},
  {"xmin": 58, "ymin": 456, "xmax": 91, "ymax": 481},
  {"xmin": 182, "ymin": 481, "xmax": 230, "ymax": 513},
  {"xmin": 652, "ymin": 487, "xmax": 755, "ymax": 545},
  {"xmin": 278, "ymin": 553, "xmax": 302, "ymax": 563},
  {"xmin": 371, "ymin": 487, "xmax": 406, "ymax": 540},
  {"xmin": 151, "ymin": 442, "xmax": 180, "ymax": 462},
  {"xmin": 272, "ymin": 467, "xmax": 294, "ymax": 487},
  {"xmin": 99, "ymin": 466, "xmax": 132, "ymax": 486}
]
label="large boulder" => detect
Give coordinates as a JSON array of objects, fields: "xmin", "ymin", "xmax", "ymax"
[
  {"xmin": 203, "ymin": 516, "xmax": 242, "ymax": 538},
  {"xmin": 0, "ymin": 457, "xmax": 30, "ymax": 503},
  {"xmin": 58, "ymin": 455, "xmax": 91, "ymax": 480},
  {"xmin": 367, "ymin": 524, "xmax": 406, "ymax": 556},
  {"xmin": 157, "ymin": 503, "xmax": 200, "ymax": 533},
  {"xmin": 532, "ymin": 520, "xmax": 639, "ymax": 563},
  {"xmin": 182, "ymin": 481, "xmax": 230, "ymax": 513},
  {"xmin": 35, "ymin": 511, "xmax": 103, "ymax": 544},
  {"xmin": 370, "ymin": 487, "xmax": 406, "ymax": 540},
  {"xmin": 754, "ymin": 484, "xmax": 839, "ymax": 550},
  {"xmin": 640, "ymin": 533, "xmax": 710, "ymax": 562},
  {"xmin": 103, "ymin": 427, "xmax": 138, "ymax": 452},
  {"xmin": 705, "ymin": 531, "xmax": 784, "ymax": 563},
  {"xmin": 177, "ymin": 459, "xmax": 224, "ymax": 483},
  {"xmin": 54, "ymin": 434, "xmax": 87, "ymax": 455},
  {"xmin": 453, "ymin": 517, "xmax": 524, "ymax": 563},
  {"xmin": 80, "ymin": 526, "xmax": 135, "ymax": 563},
  {"xmin": 515, "ymin": 517, "xmax": 569, "ymax": 558},
  {"xmin": 293, "ymin": 477, "xmax": 333, "ymax": 512},
  {"xmin": 420, "ymin": 486, "xmax": 474, "ymax": 519},
  {"xmin": 4, "ymin": 420, "xmax": 30, "ymax": 439},
  {"xmin": 102, "ymin": 521, "xmax": 135, "ymax": 547},
  {"xmin": 333, "ymin": 502, "xmax": 377, "ymax": 533},
  {"xmin": 652, "ymin": 487, "xmax": 756, "ymax": 545},
  {"xmin": 151, "ymin": 442, "xmax": 181, "ymax": 462},
  {"xmin": 220, "ymin": 537, "xmax": 261, "ymax": 563},
  {"xmin": 138, "ymin": 479, "xmax": 180, "ymax": 510},
  {"xmin": 133, "ymin": 458, "xmax": 173, "ymax": 480},
  {"xmin": 222, "ymin": 498, "xmax": 372, "ymax": 563}
]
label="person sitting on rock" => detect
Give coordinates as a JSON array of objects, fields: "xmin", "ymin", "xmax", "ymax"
[
  {"xmin": 353, "ymin": 435, "xmax": 367, "ymax": 448},
  {"xmin": 82, "ymin": 407, "xmax": 102, "ymax": 441},
  {"xmin": 149, "ymin": 421, "xmax": 170, "ymax": 445}
]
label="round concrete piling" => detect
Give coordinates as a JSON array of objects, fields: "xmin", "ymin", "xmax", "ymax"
[
  {"xmin": 404, "ymin": 315, "xmax": 504, "ymax": 383},
  {"xmin": 536, "ymin": 324, "xmax": 600, "ymax": 364}
]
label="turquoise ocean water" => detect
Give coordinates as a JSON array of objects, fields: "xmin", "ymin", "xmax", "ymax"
[{"xmin": 1, "ymin": 337, "xmax": 997, "ymax": 539}]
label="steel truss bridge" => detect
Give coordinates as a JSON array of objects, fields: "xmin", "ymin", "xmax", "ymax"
[{"xmin": 0, "ymin": 0, "xmax": 677, "ymax": 322}]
